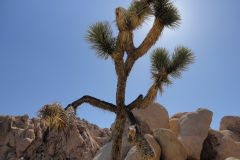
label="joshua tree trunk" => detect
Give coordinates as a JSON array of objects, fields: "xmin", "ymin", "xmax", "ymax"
[{"xmin": 111, "ymin": 112, "xmax": 127, "ymax": 160}]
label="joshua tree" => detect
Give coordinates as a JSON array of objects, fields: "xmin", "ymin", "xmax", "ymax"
[{"xmin": 39, "ymin": 0, "xmax": 194, "ymax": 159}]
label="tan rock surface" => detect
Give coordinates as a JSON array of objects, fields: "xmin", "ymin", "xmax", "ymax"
[
  {"xmin": 221, "ymin": 130, "xmax": 240, "ymax": 142},
  {"xmin": 93, "ymin": 141, "xmax": 112, "ymax": 160},
  {"xmin": 169, "ymin": 112, "xmax": 189, "ymax": 137},
  {"xmin": 169, "ymin": 118, "xmax": 179, "ymax": 136},
  {"xmin": 132, "ymin": 103, "xmax": 170, "ymax": 131},
  {"xmin": 201, "ymin": 129, "xmax": 240, "ymax": 160},
  {"xmin": 220, "ymin": 116, "xmax": 240, "ymax": 139},
  {"xmin": 178, "ymin": 108, "xmax": 213, "ymax": 160},
  {"xmin": 153, "ymin": 128, "xmax": 187, "ymax": 160},
  {"xmin": 123, "ymin": 146, "xmax": 140, "ymax": 160},
  {"xmin": 171, "ymin": 112, "xmax": 188, "ymax": 119}
]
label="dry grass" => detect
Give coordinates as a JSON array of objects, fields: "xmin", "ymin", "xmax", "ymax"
[{"xmin": 38, "ymin": 103, "xmax": 72, "ymax": 132}]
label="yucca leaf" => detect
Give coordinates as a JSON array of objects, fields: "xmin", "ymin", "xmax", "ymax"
[
  {"xmin": 167, "ymin": 46, "xmax": 194, "ymax": 78},
  {"xmin": 127, "ymin": 0, "xmax": 152, "ymax": 29},
  {"xmin": 152, "ymin": 0, "xmax": 180, "ymax": 28},
  {"xmin": 85, "ymin": 21, "xmax": 116, "ymax": 59},
  {"xmin": 151, "ymin": 48, "xmax": 170, "ymax": 73},
  {"xmin": 150, "ymin": 48, "xmax": 171, "ymax": 91}
]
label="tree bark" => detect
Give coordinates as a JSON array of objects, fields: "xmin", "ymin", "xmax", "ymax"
[
  {"xmin": 127, "ymin": 94, "xmax": 143, "ymax": 111},
  {"xmin": 124, "ymin": 56, "xmax": 136, "ymax": 78},
  {"xmin": 65, "ymin": 95, "xmax": 117, "ymax": 113},
  {"xmin": 135, "ymin": 18, "xmax": 164, "ymax": 59},
  {"xmin": 116, "ymin": 78, "xmax": 127, "ymax": 107},
  {"xmin": 113, "ymin": 53, "xmax": 125, "ymax": 79},
  {"xmin": 140, "ymin": 83, "xmax": 158, "ymax": 109},
  {"xmin": 111, "ymin": 112, "xmax": 127, "ymax": 160}
]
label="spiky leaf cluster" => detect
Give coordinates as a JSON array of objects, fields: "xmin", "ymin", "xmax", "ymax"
[
  {"xmin": 152, "ymin": 0, "xmax": 180, "ymax": 28},
  {"xmin": 151, "ymin": 48, "xmax": 170, "ymax": 74},
  {"xmin": 151, "ymin": 48, "xmax": 171, "ymax": 91},
  {"xmin": 38, "ymin": 103, "xmax": 73, "ymax": 132},
  {"xmin": 85, "ymin": 22, "xmax": 116, "ymax": 59},
  {"xmin": 127, "ymin": 0, "xmax": 152, "ymax": 30},
  {"xmin": 151, "ymin": 47, "xmax": 194, "ymax": 92},
  {"xmin": 168, "ymin": 46, "xmax": 195, "ymax": 78}
]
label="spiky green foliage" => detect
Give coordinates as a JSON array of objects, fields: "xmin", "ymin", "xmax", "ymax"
[
  {"xmin": 151, "ymin": 47, "xmax": 194, "ymax": 92},
  {"xmin": 127, "ymin": 0, "xmax": 152, "ymax": 29},
  {"xmin": 152, "ymin": 0, "xmax": 180, "ymax": 28},
  {"xmin": 168, "ymin": 46, "xmax": 194, "ymax": 78},
  {"xmin": 85, "ymin": 22, "xmax": 116, "ymax": 59},
  {"xmin": 151, "ymin": 48, "xmax": 170, "ymax": 73},
  {"xmin": 151, "ymin": 48, "xmax": 171, "ymax": 91},
  {"xmin": 38, "ymin": 103, "xmax": 70, "ymax": 132}
]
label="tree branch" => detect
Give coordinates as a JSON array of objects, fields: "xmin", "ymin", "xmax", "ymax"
[
  {"xmin": 113, "ymin": 31, "xmax": 131, "ymax": 107},
  {"xmin": 111, "ymin": 31, "xmax": 127, "ymax": 79},
  {"xmin": 139, "ymin": 83, "xmax": 158, "ymax": 109},
  {"xmin": 125, "ymin": 109, "xmax": 138, "ymax": 125},
  {"xmin": 124, "ymin": 31, "xmax": 135, "ymax": 55},
  {"xmin": 127, "ymin": 94, "xmax": 143, "ymax": 111},
  {"xmin": 66, "ymin": 95, "xmax": 117, "ymax": 113},
  {"xmin": 121, "ymin": 31, "xmax": 136, "ymax": 78},
  {"xmin": 112, "ymin": 40, "xmax": 126, "ymax": 108},
  {"xmin": 135, "ymin": 18, "xmax": 164, "ymax": 60},
  {"xmin": 124, "ymin": 56, "xmax": 136, "ymax": 78},
  {"xmin": 114, "ymin": 56, "xmax": 125, "ymax": 78},
  {"xmin": 111, "ymin": 50, "xmax": 125, "ymax": 79}
]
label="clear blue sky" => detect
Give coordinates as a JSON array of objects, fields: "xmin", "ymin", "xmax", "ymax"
[{"xmin": 1, "ymin": 0, "xmax": 240, "ymax": 129}]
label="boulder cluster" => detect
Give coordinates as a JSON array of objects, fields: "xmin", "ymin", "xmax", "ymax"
[
  {"xmin": 0, "ymin": 103, "xmax": 239, "ymax": 160},
  {"xmin": 0, "ymin": 115, "xmax": 110, "ymax": 160},
  {"xmin": 94, "ymin": 103, "xmax": 240, "ymax": 160}
]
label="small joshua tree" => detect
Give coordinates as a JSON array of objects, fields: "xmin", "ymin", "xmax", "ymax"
[{"xmin": 39, "ymin": 0, "xmax": 194, "ymax": 159}]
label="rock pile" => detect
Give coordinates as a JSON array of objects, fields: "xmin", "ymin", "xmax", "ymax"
[
  {"xmin": 1, "ymin": 103, "xmax": 239, "ymax": 160},
  {"xmin": 94, "ymin": 103, "xmax": 240, "ymax": 160},
  {"xmin": 0, "ymin": 115, "xmax": 110, "ymax": 160}
]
